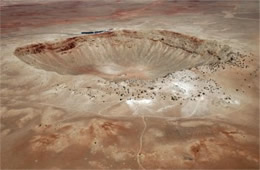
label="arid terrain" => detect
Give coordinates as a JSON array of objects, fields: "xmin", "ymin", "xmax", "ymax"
[{"xmin": 0, "ymin": 0, "xmax": 259, "ymax": 169}]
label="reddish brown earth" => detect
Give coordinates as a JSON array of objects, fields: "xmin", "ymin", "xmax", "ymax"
[
  {"xmin": 1, "ymin": 0, "xmax": 236, "ymax": 34},
  {"xmin": 0, "ymin": 0, "xmax": 259, "ymax": 169}
]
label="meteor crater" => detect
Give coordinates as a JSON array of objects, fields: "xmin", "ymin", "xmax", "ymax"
[{"xmin": 14, "ymin": 30, "xmax": 236, "ymax": 80}]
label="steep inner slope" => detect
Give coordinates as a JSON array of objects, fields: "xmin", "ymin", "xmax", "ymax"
[{"xmin": 14, "ymin": 30, "xmax": 236, "ymax": 80}]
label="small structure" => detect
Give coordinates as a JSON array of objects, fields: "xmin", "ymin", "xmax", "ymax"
[{"xmin": 81, "ymin": 28, "xmax": 113, "ymax": 35}]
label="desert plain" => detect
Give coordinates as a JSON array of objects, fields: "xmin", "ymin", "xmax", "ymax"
[{"xmin": 0, "ymin": 0, "xmax": 259, "ymax": 169}]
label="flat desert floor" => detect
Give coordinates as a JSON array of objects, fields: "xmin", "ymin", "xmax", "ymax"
[{"xmin": 0, "ymin": 0, "xmax": 259, "ymax": 169}]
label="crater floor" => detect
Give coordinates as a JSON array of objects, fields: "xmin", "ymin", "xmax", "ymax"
[{"xmin": 1, "ymin": 0, "xmax": 259, "ymax": 169}]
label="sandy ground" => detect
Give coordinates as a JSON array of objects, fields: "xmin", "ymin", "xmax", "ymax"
[{"xmin": 0, "ymin": 0, "xmax": 259, "ymax": 169}]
